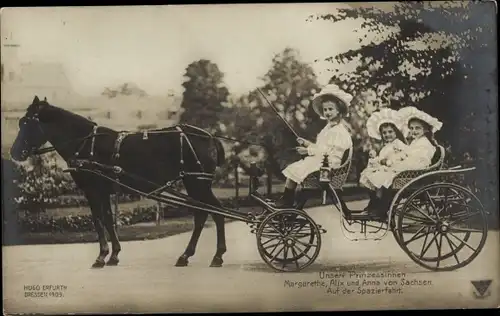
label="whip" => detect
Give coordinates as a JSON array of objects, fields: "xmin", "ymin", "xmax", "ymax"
[{"xmin": 256, "ymin": 88, "xmax": 301, "ymax": 139}]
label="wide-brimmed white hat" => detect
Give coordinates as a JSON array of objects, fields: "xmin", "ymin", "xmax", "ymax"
[
  {"xmin": 398, "ymin": 106, "xmax": 443, "ymax": 136},
  {"xmin": 311, "ymin": 84, "xmax": 353, "ymax": 120},
  {"xmin": 366, "ymin": 108, "xmax": 404, "ymax": 140}
]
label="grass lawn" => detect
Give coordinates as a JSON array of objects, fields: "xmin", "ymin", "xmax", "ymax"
[{"xmin": 15, "ymin": 216, "xmax": 201, "ymax": 245}]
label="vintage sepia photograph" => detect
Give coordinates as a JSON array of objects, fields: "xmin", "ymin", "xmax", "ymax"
[{"xmin": 2, "ymin": 2, "xmax": 498, "ymax": 313}]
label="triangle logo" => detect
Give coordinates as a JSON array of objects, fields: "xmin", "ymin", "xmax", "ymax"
[{"xmin": 471, "ymin": 280, "xmax": 492, "ymax": 298}]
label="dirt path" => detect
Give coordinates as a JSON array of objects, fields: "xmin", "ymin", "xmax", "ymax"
[{"xmin": 3, "ymin": 199, "xmax": 498, "ymax": 313}]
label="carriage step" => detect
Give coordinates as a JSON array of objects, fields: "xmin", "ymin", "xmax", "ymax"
[{"xmin": 348, "ymin": 213, "xmax": 386, "ymax": 222}]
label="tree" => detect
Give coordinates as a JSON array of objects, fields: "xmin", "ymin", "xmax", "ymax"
[
  {"xmin": 178, "ymin": 59, "xmax": 230, "ymax": 134},
  {"xmin": 245, "ymin": 48, "xmax": 323, "ymax": 177},
  {"xmin": 307, "ymin": 1, "xmax": 496, "ymax": 163}
]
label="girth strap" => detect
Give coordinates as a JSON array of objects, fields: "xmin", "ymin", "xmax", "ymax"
[
  {"xmin": 176, "ymin": 125, "xmax": 205, "ymax": 173},
  {"xmin": 113, "ymin": 132, "xmax": 130, "ymax": 160}
]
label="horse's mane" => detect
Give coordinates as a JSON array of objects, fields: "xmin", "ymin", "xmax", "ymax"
[{"xmin": 39, "ymin": 102, "xmax": 97, "ymax": 127}]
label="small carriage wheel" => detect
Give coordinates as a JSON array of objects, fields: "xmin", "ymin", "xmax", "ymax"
[
  {"xmin": 256, "ymin": 209, "xmax": 322, "ymax": 272},
  {"xmin": 259, "ymin": 209, "xmax": 315, "ymax": 263},
  {"xmin": 397, "ymin": 182, "xmax": 488, "ymax": 272}
]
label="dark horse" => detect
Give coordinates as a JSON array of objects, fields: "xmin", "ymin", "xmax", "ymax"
[{"xmin": 10, "ymin": 96, "xmax": 228, "ymax": 269}]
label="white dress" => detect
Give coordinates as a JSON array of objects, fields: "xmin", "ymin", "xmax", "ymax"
[
  {"xmin": 359, "ymin": 136, "xmax": 436, "ymax": 190},
  {"xmin": 282, "ymin": 122, "xmax": 353, "ymax": 183},
  {"xmin": 359, "ymin": 139, "xmax": 409, "ymax": 188}
]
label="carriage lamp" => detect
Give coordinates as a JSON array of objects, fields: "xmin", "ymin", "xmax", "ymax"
[
  {"xmin": 319, "ymin": 154, "xmax": 330, "ymax": 183},
  {"xmin": 319, "ymin": 154, "xmax": 330, "ymax": 205}
]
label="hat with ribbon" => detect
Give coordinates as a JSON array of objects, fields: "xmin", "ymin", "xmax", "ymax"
[
  {"xmin": 366, "ymin": 107, "xmax": 405, "ymax": 140},
  {"xmin": 311, "ymin": 84, "xmax": 353, "ymax": 120},
  {"xmin": 398, "ymin": 106, "xmax": 443, "ymax": 136}
]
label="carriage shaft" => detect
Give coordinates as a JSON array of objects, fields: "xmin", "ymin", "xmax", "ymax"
[{"xmin": 73, "ymin": 167, "xmax": 256, "ymax": 223}]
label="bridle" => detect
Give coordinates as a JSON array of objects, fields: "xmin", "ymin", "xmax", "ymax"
[{"xmin": 19, "ymin": 114, "xmax": 107, "ymax": 158}]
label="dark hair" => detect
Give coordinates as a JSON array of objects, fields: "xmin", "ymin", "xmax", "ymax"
[
  {"xmin": 408, "ymin": 117, "xmax": 438, "ymax": 146},
  {"xmin": 379, "ymin": 122, "xmax": 407, "ymax": 144},
  {"xmin": 318, "ymin": 94, "xmax": 348, "ymax": 117}
]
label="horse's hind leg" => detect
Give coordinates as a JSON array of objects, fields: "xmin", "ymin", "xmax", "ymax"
[
  {"xmin": 83, "ymin": 189, "xmax": 110, "ymax": 268},
  {"xmin": 209, "ymin": 212, "xmax": 226, "ymax": 268},
  {"xmin": 175, "ymin": 210, "xmax": 208, "ymax": 267}
]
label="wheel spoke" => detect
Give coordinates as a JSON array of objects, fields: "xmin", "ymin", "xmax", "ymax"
[
  {"xmin": 409, "ymin": 202, "xmax": 438, "ymax": 223},
  {"xmin": 288, "ymin": 235, "xmax": 318, "ymax": 249},
  {"xmin": 263, "ymin": 241, "xmax": 281, "ymax": 251},
  {"xmin": 425, "ymin": 191, "xmax": 440, "ymax": 219},
  {"xmin": 270, "ymin": 244, "xmax": 285, "ymax": 262},
  {"xmin": 419, "ymin": 229, "xmax": 438, "ymax": 259},
  {"xmin": 266, "ymin": 240, "xmax": 282, "ymax": 258},
  {"xmin": 448, "ymin": 232, "xmax": 477, "ymax": 252},
  {"xmin": 268, "ymin": 224, "xmax": 285, "ymax": 237},
  {"xmin": 401, "ymin": 213, "xmax": 434, "ymax": 225},
  {"xmin": 290, "ymin": 221, "xmax": 308, "ymax": 234},
  {"xmin": 449, "ymin": 211, "xmax": 482, "ymax": 226},
  {"xmin": 403, "ymin": 225, "xmax": 429, "ymax": 246},
  {"xmin": 290, "ymin": 246, "xmax": 300, "ymax": 270},
  {"xmin": 437, "ymin": 187, "xmax": 448, "ymax": 218},
  {"xmin": 448, "ymin": 226, "xmax": 484, "ymax": 233},
  {"xmin": 282, "ymin": 245, "xmax": 289, "ymax": 268},
  {"xmin": 435, "ymin": 232, "xmax": 443, "ymax": 268},
  {"xmin": 259, "ymin": 232, "xmax": 283, "ymax": 239},
  {"xmin": 444, "ymin": 234, "xmax": 461, "ymax": 265}
]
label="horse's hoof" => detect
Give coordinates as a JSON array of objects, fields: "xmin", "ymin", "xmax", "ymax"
[
  {"xmin": 209, "ymin": 256, "xmax": 223, "ymax": 267},
  {"xmin": 175, "ymin": 256, "xmax": 189, "ymax": 267},
  {"xmin": 91, "ymin": 260, "xmax": 106, "ymax": 269},
  {"xmin": 106, "ymin": 257, "xmax": 119, "ymax": 266}
]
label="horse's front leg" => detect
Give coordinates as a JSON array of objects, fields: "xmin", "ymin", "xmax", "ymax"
[
  {"xmin": 83, "ymin": 190, "xmax": 110, "ymax": 268},
  {"xmin": 101, "ymin": 194, "xmax": 121, "ymax": 266},
  {"xmin": 175, "ymin": 210, "xmax": 208, "ymax": 267}
]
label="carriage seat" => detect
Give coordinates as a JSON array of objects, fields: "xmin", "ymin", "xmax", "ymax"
[
  {"xmin": 391, "ymin": 145, "xmax": 445, "ymax": 190},
  {"xmin": 300, "ymin": 146, "xmax": 353, "ymax": 190}
]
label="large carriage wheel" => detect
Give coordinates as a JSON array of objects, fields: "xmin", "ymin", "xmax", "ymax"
[
  {"xmin": 396, "ymin": 182, "xmax": 488, "ymax": 271},
  {"xmin": 256, "ymin": 209, "xmax": 322, "ymax": 272},
  {"xmin": 390, "ymin": 188, "xmax": 470, "ymax": 260},
  {"xmin": 390, "ymin": 191, "xmax": 411, "ymax": 245}
]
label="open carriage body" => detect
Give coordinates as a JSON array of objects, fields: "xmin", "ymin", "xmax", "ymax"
[{"xmin": 246, "ymin": 144, "xmax": 490, "ymax": 273}]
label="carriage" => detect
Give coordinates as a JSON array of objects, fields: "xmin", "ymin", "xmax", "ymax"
[
  {"xmin": 245, "ymin": 144, "xmax": 489, "ymax": 273},
  {"xmin": 10, "ymin": 96, "xmax": 489, "ymax": 273}
]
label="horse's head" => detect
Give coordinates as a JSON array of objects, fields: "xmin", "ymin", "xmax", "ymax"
[{"xmin": 10, "ymin": 96, "xmax": 50, "ymax": 162}]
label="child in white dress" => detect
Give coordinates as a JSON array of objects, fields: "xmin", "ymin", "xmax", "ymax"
[
  {"xmin": 277, "ymin": 84, "xmax": 354, "ymax": 208},
  {"xmin": 359, "ymin": 108, "xmax": 408, "ymax": 210},
  {"xmin": 362, "ymin": 106, "xmax": 443, "ymax": 217}
]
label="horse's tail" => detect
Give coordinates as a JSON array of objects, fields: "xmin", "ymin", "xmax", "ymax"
[{"xmin": 213, "ymin": 137, "xmax": 226, "ymax": 167}]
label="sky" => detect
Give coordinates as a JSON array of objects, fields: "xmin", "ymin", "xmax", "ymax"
[{"xmin": 1, "ymin": 4, "xmax": 377, "ymax": 97}]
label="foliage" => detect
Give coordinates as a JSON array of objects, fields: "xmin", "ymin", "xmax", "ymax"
[
  {"xmin": 11, "ymin": 154, "xmax": 77, "ymax": 213},
  {"xmin": 225, "ymin": 48, "xmax": 323, "ymax": 179},
  {"xmin": 6, "ymin": 153, "xmax": 139, "ymax": 212},
  {"xmin": 178, "ymin": 59, "xmax": 230, "ymax": 134},
  {"xmin": 307, "ymin": 1, "xmax": 496, "ymax": 162},
  {"xmin": 17, "ymin": 204, "xmax": 190, "ymax": 233}
]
